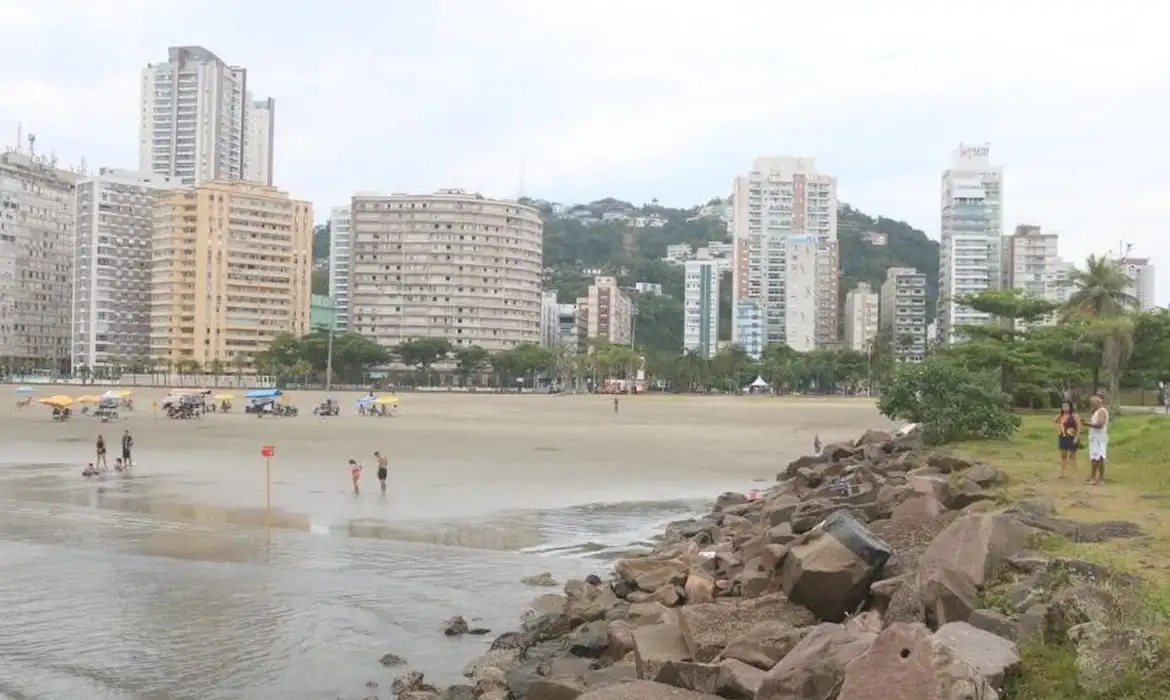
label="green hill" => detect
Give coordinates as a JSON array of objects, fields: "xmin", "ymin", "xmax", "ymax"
[{"xmin": 312, "ymin": 197, "xmax": 940, "ymax": 353}]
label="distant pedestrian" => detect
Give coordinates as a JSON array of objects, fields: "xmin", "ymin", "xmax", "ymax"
[
  {"xmin": 613, "ymin": 396, "xmax": 619, "ymax": 414},
  {"xmin": 813, "ymin": 434, "xmax": 822, "ymax": 454},
  {"xmin": 349, "ymin": 459, "xmax": 363, "ymax": 495},
  {"xmin": 95, "ymin": 434, "xmax": 108, "ymax": 471},
  {"xmin": 375, "ymin": 451, "xmax": 389, "ymax": 495},
  {"xmin": 121, "ymin": 429, "xmax": 134, "ymax": 468}
]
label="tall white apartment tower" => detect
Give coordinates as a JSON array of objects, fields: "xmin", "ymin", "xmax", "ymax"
[
  {"xmin": 0, "ymin": 150, "xmax": 80, "ymax": 374},
  {"xmin": 140, "ymin": 46, "xmax": 249, "ymax": 185},
  {"xmin": 843, "ymin": 282, "xmax": 880, "ymax": 352},
  {"xmin": 938, "ymin": 142, "xmax": 1004, "ymax": 344},
  {"xmin": 730, "ymin": 157, "xmax": 839, "ymax": 358},
  {"xmin": 683, "ymin": 259, "xmax": 720, "ymax": 358},
  {"xmin": 327, "ymin": 205, "xmax": 352, "ymax": 331},
  {"xmin": 1120, "ymin": 257, "xmax": 1156, "ymax": 311},
  {"xmin": 72, "ymin": 168, "xmax": 180, "ymax": 374},
  {"xmin": 880, "ymin": 267, "xmax": 928, "ymax": 363},
  {"xmin": 243, "ymin": 95, "xmax": 275, "ymax": 186}
]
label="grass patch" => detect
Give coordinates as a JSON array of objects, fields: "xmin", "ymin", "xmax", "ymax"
[{"xmin": 955, "ymin": 414, "xmax": 1170, "ymax": 699}]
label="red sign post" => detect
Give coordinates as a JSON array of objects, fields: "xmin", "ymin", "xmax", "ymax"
[{"xmin": 261, "ymin": 445, "xmax": 275, "ymax": 543}]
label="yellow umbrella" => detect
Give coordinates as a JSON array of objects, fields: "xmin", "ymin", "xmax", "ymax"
[
  {"xmin": 214, "ymin": 392, "xmax": 235, "ymax": 400},
  {"xmin": 116, "ymin": 390, "xmax": 133, "ymax": 398},
  {"xmin": 374, "ymin": 395, "xmax": 399, "ymax": 405},
  {"xmin": 39, "ymin": 396, "xmax": 73, "ymax": 408},
  {"xmin": 75, "ymin": 395, "xmax": 101, "ymax": 404}
]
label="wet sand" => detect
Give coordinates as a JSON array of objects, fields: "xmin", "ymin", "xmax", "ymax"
[{"xmin": 0, "ymin": 389, "xmax": 890, "ymax": 699}]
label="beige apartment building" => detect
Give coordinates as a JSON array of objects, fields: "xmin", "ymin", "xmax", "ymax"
[
  {"xmin": 149, "ymin": 180, "xmax": 312, "ymax": 369},
  {"xmin": 347, "ymin": 189, "xmax": 543, "ymax": 352},
  {"xmin": 584, "ymin": 276, "xmax": 634, "ymax": 345},
  {"xmin": 843, "ymin": 282, "xmax": 879, "ymax": 352}
]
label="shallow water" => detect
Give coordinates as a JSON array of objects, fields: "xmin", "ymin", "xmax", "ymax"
[{"xmin": 0, "ymin": 451, "xmax": 736, "ymax": 699}]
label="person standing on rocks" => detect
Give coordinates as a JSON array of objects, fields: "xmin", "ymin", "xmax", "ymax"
[{"xmin": 1083, "ymin": 394, "xmax": 1110, "ymax": 485}]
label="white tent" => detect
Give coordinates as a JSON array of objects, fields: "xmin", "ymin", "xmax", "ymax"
[{"xmin": 749, "ymin": 376, "xmax": 769, "ymax": 388}]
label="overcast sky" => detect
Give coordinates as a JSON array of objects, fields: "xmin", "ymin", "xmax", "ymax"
[{"xmin": 3, "ymin": 1, "xmax": 1167, "ymax": 301}]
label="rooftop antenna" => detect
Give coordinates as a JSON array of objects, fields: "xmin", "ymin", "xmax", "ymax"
[
  {"xmin": 15, "ymin": 123, "xmax": 22, "ymax": 154},
  {"xmin": 518, "ymin": 154, "xmax": 526, "ymax": 200},
  {"xmin": 27, "ymin": 133, "xmax": 36, "ymax": 159}
]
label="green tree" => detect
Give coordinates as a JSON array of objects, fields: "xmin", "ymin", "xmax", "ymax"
[
  {"xmin": 454, "ymin": 345, "xmax": 490, "ymax": 386},
  {"xmin": 1063, "ymin": 254, "xmax": 1139, "ymax": 318},
  {"xmin": 394, "ymin": 337, "xmax": 452, "ymax": 372},
  {"xmin": 878, "ymin": 358, "xmax": 1020, "ymax": 445}
]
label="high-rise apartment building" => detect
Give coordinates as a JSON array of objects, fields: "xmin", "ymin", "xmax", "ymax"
[
  {"xmin": 1120, "ymin": 257, "xmax": 1156, "ymax": 311},
  {"xmin": 683, "ymin": 259, "xmax": 720, "ymax": 358},
  {"xmin": 149, "ymin": 181, "xmax": 312, "ymax": 369},
  {"xmin": 1002, "ymin": 224, "xmax": 1070, "ymax": 324},
  {"xmin": 585, "ymin": 276, "xmax": 634, "ymax": 345},
  {"xmin": 938, "ymin": 142, "xmax": 1004, "ymax": 344},
  {"xmin": 843, "ymin": 282, "xmax": 880, "ymax": 352},
  {"xmin": 730, "ymin": 157, "xmax": 839, "ymax": 357},
  {"xmin": 327, "ymin": 204, "xmax": 352, "ymax": 331},
  {"xmin": 72, "ymin": 168, "xmax": 179, "ymax": 374},
  {"xmin": 243, "ymin": 95, "xmax": 275, "ymax": 186},
  {"xmin": 540, "ymin": 290, "xmax": 560, "ymax": 348},
  {"xmin": 140, "ymin": 46, "xmax": 273, "ymax": 186},
  {"xmin": 348, "ymin": 190, "xmax": 543, "ymax": 352},
  {"xmin": 556, "ymin": 303, "xmax": 585, "ymax": 352},
  {"xmin": 880, "ymin": 267, "xmax": 928, "ymax": 362},
  {"xmin": 0, "ymin": 150, "xmax": 79, "ymax": 374}
]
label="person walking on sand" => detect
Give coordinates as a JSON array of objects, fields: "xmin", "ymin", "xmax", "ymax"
[
  {"xmin": 375, "ymin": 451, "xmax": 389, "ymax": 495},
  {"xmin": 1083, "ymin": 394, "xmax": 1110, "ymax": 485},
  {"xmin": 349, "ymin": 459, "xmax": 363, "ymax": 495},
  {"xmin": 121, "ymin": 429, "xmax": 134, "ymax": 469},
  {"xmin": 95, "ymin": 434, "xmax": 108, "ymax": 471},
  {"xmin": 1054, "ymin": 401, "xmax": 1080, "ymax": 480},
  {"xmin": 613, "ymin": 396, "xmax": 619, "ymax": 414}
]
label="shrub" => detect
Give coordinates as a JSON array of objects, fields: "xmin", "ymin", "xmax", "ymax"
[{"xmin": 878, "ymin": 357, "xmax": 1021, "ymax": 445}]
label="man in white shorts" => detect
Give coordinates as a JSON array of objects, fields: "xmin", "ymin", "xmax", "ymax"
[{"xmin": 1084, "ymin": 394, "xmax": 1110, "ymax": 485}]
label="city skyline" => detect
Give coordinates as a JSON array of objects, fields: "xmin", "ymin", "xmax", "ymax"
[{"xmin": 2, "ymin": 2, "xmax": 1166, "ymax": 303}]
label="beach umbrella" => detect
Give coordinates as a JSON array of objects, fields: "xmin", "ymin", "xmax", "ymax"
[
  {"xmin": 15, "ymin": 386, "xmax": 33, "ymax": 394},
  {"xmin": 100, "ymin": 390, "xmax": 122, "ymax": 400},
  {"xmin": 374, "ymin": 395, "xmax": 399, "ymax": 405},
  {"xmin": 39, "ymin": 396, "xmax": 73, "ymax": 408},
  {"xmin": 75, "ymin": 395, "xmax": 101, "ymax": 404},
  {"xmin": 214, "ymin": 392, "xmax": 235, "ymax": 400}
]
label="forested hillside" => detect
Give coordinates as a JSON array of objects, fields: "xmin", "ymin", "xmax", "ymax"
[{"xmin": 310, "ymin": 197, "xmax": 940, "ymax": 353}]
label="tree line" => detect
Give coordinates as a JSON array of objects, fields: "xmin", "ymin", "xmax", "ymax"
[{"xmin": 879, "ymin": 254, "xmax": 1170, "ymax": 444}]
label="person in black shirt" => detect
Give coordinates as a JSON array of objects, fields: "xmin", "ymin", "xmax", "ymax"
[
  {"xmin": 121, "ymin": 429, "xmax": 134, "ymax": 469},
  {"xmin": 375, "ymin": 451, "xmax": 389, "ymax": 495}
]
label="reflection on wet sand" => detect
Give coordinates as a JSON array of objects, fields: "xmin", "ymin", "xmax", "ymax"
[{"xmin": 0, "ymin": 393, "xmax": 890, "ymax": 698}]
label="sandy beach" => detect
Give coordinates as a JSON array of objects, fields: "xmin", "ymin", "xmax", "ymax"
[{"xmin": 0, "ymin": 388, "xmax": 891, "ymax": 699}]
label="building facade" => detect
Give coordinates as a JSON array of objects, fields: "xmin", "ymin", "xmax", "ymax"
[
  {"xmin": 1002, "ymin": 224, "xmax": 1069, "ymax": 324},
  {"xmin": 0, "ymin": 151, "xmax": 79, "ymax": 374},
  {"xmin": 310, "ymin": 294, "xmax": 336, "ymax": 331},
  {"xmin": 1120, "ymin": 257, "xmax": 1156, "ymax": 311},
  {"xmin": 149, "ymin": 181, "xmax": 313, "ymax": 369},
  {"xmin": 938, "ymin": 142, "xmax": 1004, "ymax": 344},
  {"xmin": 72, "ymin": 168, "xmax": 179, "ymax": 374},
  {"xmin": 585, "ymin": 276, "xmax": 634, "ymax": 345},
  {"xmin": 539, "ymin": 290, "xmax": 560, "ymax": 347},
  {"xmin": 243, "ymin": 95, "xmax": 275, "ymax": 186},
  {"xmin": 556, "ymin": 303, "xmax": 585, "ymax": 352},
  {"xmin": 880, "ymin": 267, "xmax": 928, "ymax": 363},
  {"xmin": 730, "ymin": 157, "xmax": 839, "ymax": 357},
  {"xmin": 683, "ymin": 259, "xmax": 719, "ymax": 358},
  {"xmin": 327, "ymin": 204, "xmax": 352, "ymax": 331},
  {"xmin": 347, "ymin": 190, "xmax": 543, "ymax": 352},
  {"xmin": 140, "ymin": 46, "xmax": 263, "ymax": 186},
  {"xmin": 843, "ymin": 282, "xmax": 880, "ymax": 352}
]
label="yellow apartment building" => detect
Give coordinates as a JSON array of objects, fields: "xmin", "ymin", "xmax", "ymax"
[{"xmin": 149, "ymin": 180, "xmax": 313, "ymax": 370}]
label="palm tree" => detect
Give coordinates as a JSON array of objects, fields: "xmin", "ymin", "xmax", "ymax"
[
  {"xmin": 1063, "ymin": 254, "xmax": 1140, "ymax": 395},
  {"xmin": 1063, "ymin": 254, "xmax": 1139, "ymax": 318}
]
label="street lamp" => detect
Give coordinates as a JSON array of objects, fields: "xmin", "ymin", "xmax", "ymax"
[{"xmin": 325, "ymin": 296, "xmax": 337, "ymax": 392}]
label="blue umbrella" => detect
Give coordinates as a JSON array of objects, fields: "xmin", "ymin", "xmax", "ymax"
[{"xmin": 15, "ymin": 387, "xmax": 32, "ymax": 394}]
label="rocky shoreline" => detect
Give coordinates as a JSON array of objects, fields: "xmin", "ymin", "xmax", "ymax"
[{"xmin": 375, "ymin": 426, "xmax": 1154, "ymax": 700}]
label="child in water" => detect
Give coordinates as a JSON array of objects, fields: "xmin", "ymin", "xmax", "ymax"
[
  {"xmin": 82, "ymin": 463, "xmax": 99, "ymax": 477},
  {"xmin": 349, "ymin": 459, "xmax": 362, "ymax": 494}
]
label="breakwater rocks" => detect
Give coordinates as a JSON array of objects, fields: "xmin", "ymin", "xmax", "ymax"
[{"xmin": 386, "ymin": 427, "xmax": 1153, "ymax": 700}]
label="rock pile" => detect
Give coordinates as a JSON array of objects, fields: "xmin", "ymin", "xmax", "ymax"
[{"xmin": 382, "ymin": 427, "xmax": 1152, "ymax": 700}]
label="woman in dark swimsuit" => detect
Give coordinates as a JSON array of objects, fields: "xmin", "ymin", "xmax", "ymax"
[
  {"xmin": 1054, "ymin": 401, "xmax": 1079, "ymax": 480},
  {"xmin": 95, "ymin": 434, "xmax": 108, "ymax": 471}
]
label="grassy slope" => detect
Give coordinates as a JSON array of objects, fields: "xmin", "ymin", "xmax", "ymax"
[{"xmin": 956, "ymin": 414, "xmax": 1170, "ymax": 699}]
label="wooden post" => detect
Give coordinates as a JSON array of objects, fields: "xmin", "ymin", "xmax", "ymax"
[{"xmin": 261, "ymin": 445, "xmax": 275, "ymax": 546}]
